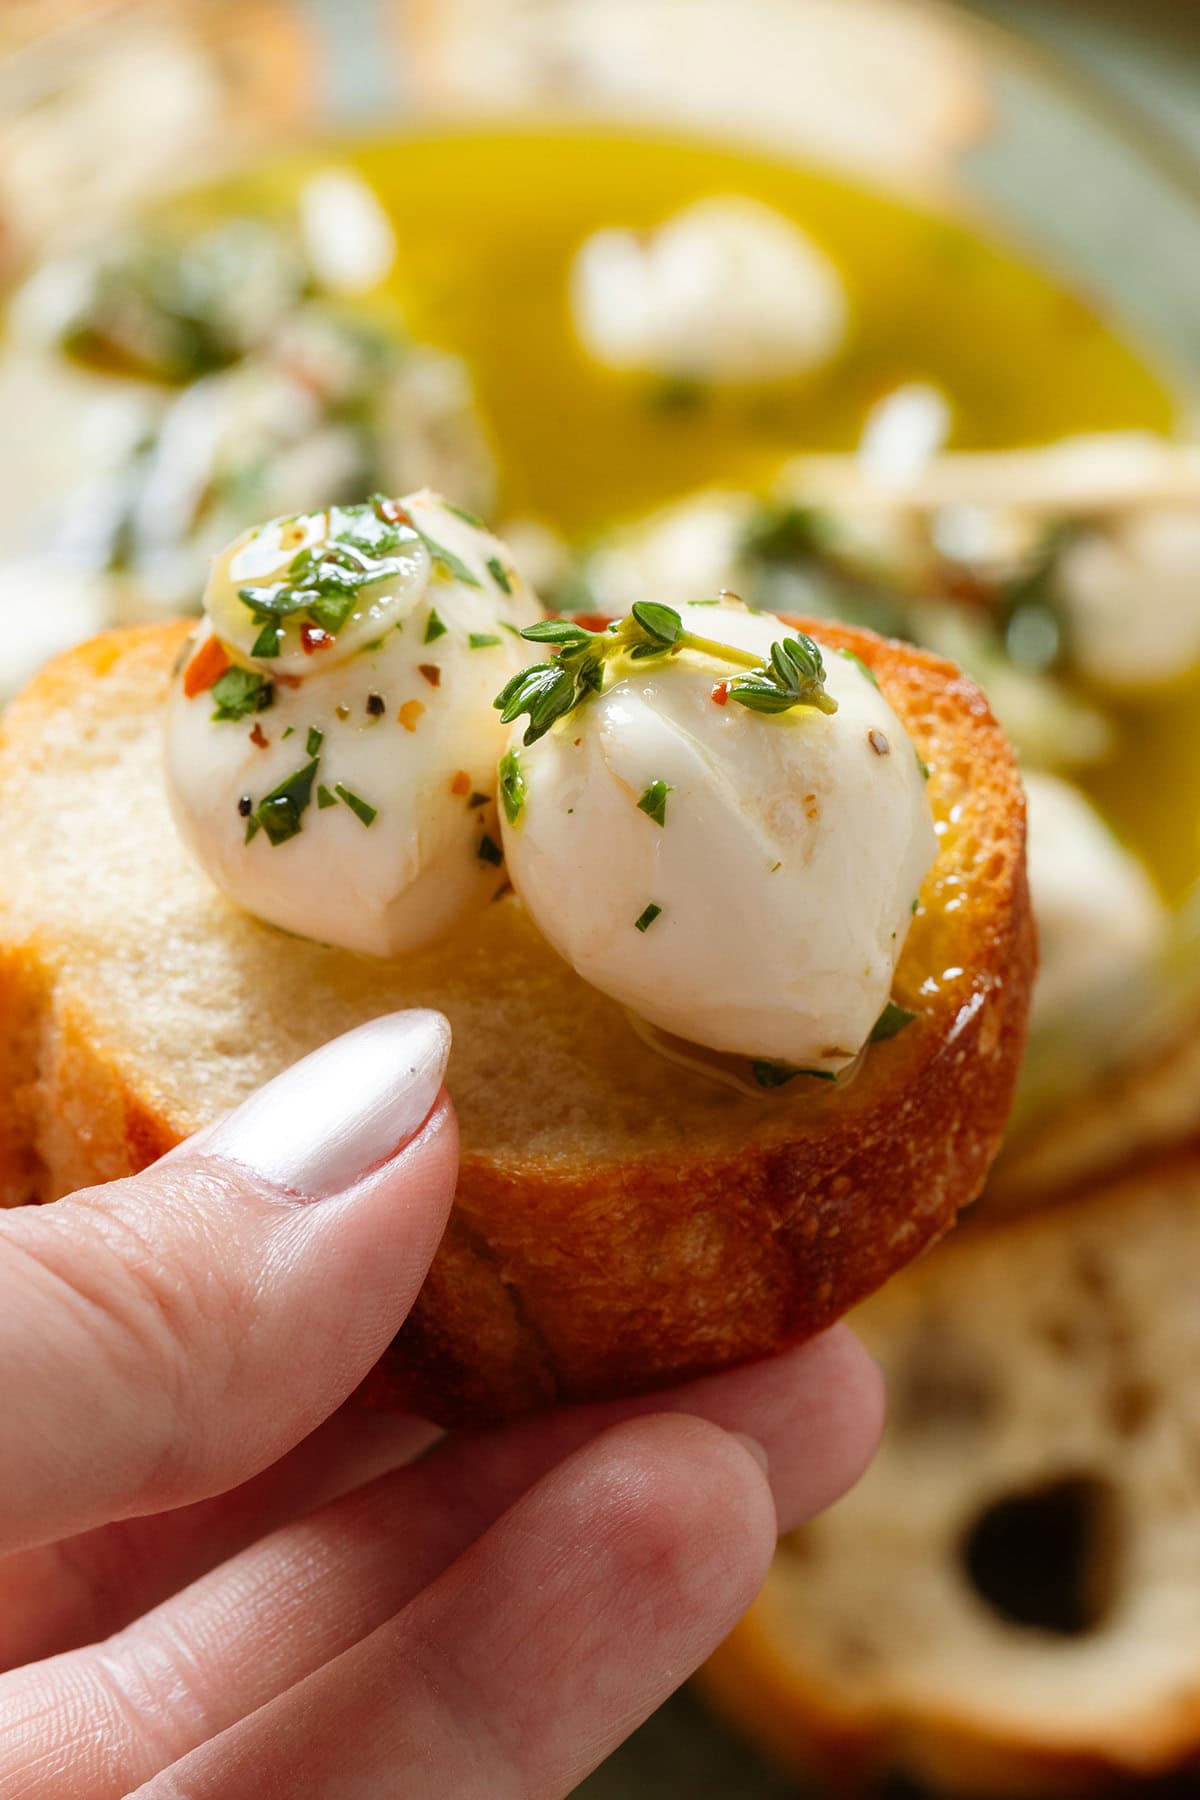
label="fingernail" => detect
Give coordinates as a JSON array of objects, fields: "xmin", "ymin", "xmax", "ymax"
[
  {"xmin": 197, "ymin": 1010, "xmax": 451, "ymax": 1199},
  {"xmin": 729, "ymin": 1432, "xmax": 770, "ymax": 1477}
]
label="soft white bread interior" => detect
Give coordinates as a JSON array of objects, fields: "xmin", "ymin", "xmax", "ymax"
[
  {"xmin": 701, "ymin": 1153, "xmax": 1200, "ymax": 1796},
  {"xmin": 0, "ymin": 621, "xmax": 1031, "ymax": 1423}
]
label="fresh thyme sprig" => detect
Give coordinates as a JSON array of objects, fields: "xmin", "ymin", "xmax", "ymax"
[{"xmin": 493, "ymin": 603, "xmax": 838, "ymax": 746}]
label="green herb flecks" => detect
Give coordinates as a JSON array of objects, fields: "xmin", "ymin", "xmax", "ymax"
[
  {"xmin": 634, "ymin": 902, "xmax": 663, "ymax": 933},
  {"xmin": 306, "ymin": 726, "xmax": 324, "ymax": 758},
  {"xmin": 498, "ymin": 750, "xmax": 526, "ymax": 827},
  {"xmin": 388, "ymin": 497, "xmax": 482, "ymax": 588},
  {"xmin": 469, "ymin": 632, "xmax": 502, "ymax": 649},
  {"xmin": 317, "ymin": 785, "xmax": 338, "ymax": 810},
  {"xmin": 424, "ymin": 609, "xmax": 447, "ymax": 645},
  {"xmin": 486, "ymin": 556, "xmax": 513, "ymax": 594},
  {"xmin": 237, "ymin": 501, "xmax": 424, "ymax": 655},
  {"xmin": 751, "ymin": 1060, "xmax": 838, "ymax": 1088},
  {"xmin": 334, "ymin": 784, "xmax": 377, "ymax": 828},
  {"xmin": 446, "ymin": 502, "xmax": 487, "ymax": 528},
  {"xmin": 494, "ymin": 604, "xmax": 837, "ymax": 747},
  {"xmin": 870, "ymin": 1001, "xmax": 916, "ymax": 1043},
  {"xmin": 835, "ymin": 646, "xmax": 879, "ymax": 690},
  {"xmin": 252, "ymin": 759, "xmax": 319, "ymax": 847},
  {"xmin": 637, "ymin": 780, "xmax": 671, "ymax": 827},
  {"xmin": 210, "ymin": 667, "xmax": 273, "ymax": 722}
]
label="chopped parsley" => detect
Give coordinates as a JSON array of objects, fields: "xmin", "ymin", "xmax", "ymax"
[
  {"xmin": 478, "ymin": 833, "xmax": 504, "ymax": 866},
  {"xmin": 306, "ymin": 726, "xmax": 324, "ymax": 757},
  {"xmin": 634, "ymin": 902, "xmax": 663, "ymax": 933},
  {"xmin": 237, "ymin": 500, "xmax": 423, "ymax": 654},
  {"xmin": 870, "ymin": 1001, "xmax": 917, "ymax": 1043},
  {"xmin": 835, "ymin": 646, "xmax": 879, "ymax": 689},
  {"xmin": 424, "ymin": 608, "xmax": 447, "ymax": 644},
  {"xmin": 468, "ymin": 632, "xmax": 502, "ymax": 649},
  {"xmin": 498, "ymin": 749, "xmax": 526, "ymax": 826},
  {"xmin": 486, "ymin": 556, "xmax": 513, "ymax": 594},
  {"xmin": 317, "ymin": 784, "xmax": 338, "ymax": 809},
  {"xmin": 404, "ymin": 516, "xmax": 482, "ymax": 587},
  {"xmin": 251, "ymin": 758, "xmax": 319, "ymax": 847},
  {"xmin": 751, "ymin": 1060, "xmax": 837, "ymax": 1088},
  {"xmin": 446, "ymin": 502, "xmax": 487, "ymax": 528},
  {"xmin": 210, "ymin": 666, "xmax": 273, "ymax": 723},
  {"xmin": 637, "ymin": 780, "xmax": 671, "ymax": 828},
  {"xmin": 335, "ymin": 784, "xmax": 377, "ymax": 828}
]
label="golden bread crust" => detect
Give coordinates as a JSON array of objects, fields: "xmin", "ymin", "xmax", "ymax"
[{"xmin": 0, "ymin": 622, "xmax": 1030, "ymax": 1423}]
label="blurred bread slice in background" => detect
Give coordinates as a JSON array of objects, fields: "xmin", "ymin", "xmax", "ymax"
[
  {"xmin": 700, "ymin": 1151, "xmax": 1200, "ymax": 1796},
  {"xmin": 398, "ymin": 0, "xmax": 991, "ymax": 194},
  {"xmin": 0, "ymin": 0, "xmax": 315, "ymax": 280},
  {"xmin": 990, "ymin": 1021, "xmax": 1200, "ymax": 1213}
]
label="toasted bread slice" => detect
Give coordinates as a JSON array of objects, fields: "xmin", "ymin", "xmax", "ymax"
[
  {"xmin": 0, "ymin": 620, "xmax": 1030, "ymax": 1423},
  {"xmin": 398, "ymin": 0, "xmax": 989, "ymax": 195},
  {"xmin": 699, "ymin": 1151, "xmax": 1200, "ymax": 1797}
]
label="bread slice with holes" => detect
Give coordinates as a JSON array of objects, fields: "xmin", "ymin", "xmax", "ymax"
[
  {"xmin": 700, "ymin": 1152, "xmax": 1200, "ymax": 1797},
  {"xmin": 0, "ymin": 619, "xmax": 1031, "ymax": 1424}
]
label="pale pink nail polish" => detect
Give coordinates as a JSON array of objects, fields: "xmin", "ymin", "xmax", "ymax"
[{"xmin": 192, "ymin": 1010, "xmax": 451, "ymax": 1199}]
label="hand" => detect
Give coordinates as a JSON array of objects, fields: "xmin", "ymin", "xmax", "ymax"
[{"xmin": 0, "ymin": 1010, "xmax": 882, "ymax": 1799}]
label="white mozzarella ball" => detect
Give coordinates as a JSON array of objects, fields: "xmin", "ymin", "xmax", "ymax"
[
  {"xmin": 570, "ymin": 196, "xmax": 846, "ymax": 385},
  {"xmin": 166, "ymin": 492, "xmax": 543, "ymax": 957},
  {"xmin": 1024, "ymin": 771, "xmax": 1166, "ymax": 1030},
  {"xmin": 499, "ymin": 600, "xmax": 936, "ymax": 1068},
  {"xmin": 1058, "ymin": 508, "xmax": 1200, "ymax": 691}
]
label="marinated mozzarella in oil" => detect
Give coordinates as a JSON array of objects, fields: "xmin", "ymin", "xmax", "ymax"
[
  {"xmin": 498, "ymin": 599, "xmax": 937, "ymax": 1069},
  {"xmin": 570, "ymin": 196, "xmax": 847, "ymax": 385},
  {"xmin": 166, "ymin": 491, "xmax": 542, "ymax": 956},
  {"xmin": 1024, "ymin": 771, "xmax": 1166, "ymax": 1029}
]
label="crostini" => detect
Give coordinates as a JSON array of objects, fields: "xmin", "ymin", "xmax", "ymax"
[{"xmin": 0, "ymin": 495, "xmax": 1031, "ymax": 1423}]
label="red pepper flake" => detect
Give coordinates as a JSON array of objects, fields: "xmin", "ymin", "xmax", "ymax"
[
  {"xmin": 399, "ymin": 699, "xmax": 425, "ymax": 733},
  {"xmin": 418, "ymin": 663, "xmax": 442, "ymax": 687},
  {"xmin": 275, "ymin": 672, "xmax": 303, "ymax": 690},
  {"xmin": 182, "ymin": 635, "xmax": 231, "ymax": 698},
  {"xmin": 572, "ymin": 612, "xmax": 613, "ymax": 634},
  {"xmin": 300, "ymin": 622, "xmax": 335, "ymax": 655},
  {"xmin": 450, "ymin": 769, "xmax": 471, "ymax": 797},
  {"xmin": 374, "ymin": 496, "xmax": 414, "ymax": 529},
  {"xmin": 249, "ymin": 722, "xmax": 269, "ymax": 750},
  {"xmin": 711, "ymin": 681, "xmax": 729, "ymax": 706}
]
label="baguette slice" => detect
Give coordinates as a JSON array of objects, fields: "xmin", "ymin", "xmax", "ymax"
[
  {"xmin": 0, "ymin": 619, "xmax": 1031, "ymax": 1424},
  {"xmin": 700, "ymin": 1153, "xmax": 1200, "ymax": 1797},
  {"xmin": 398, "ymin": 0, "xmax": 989, "ymax": 196}
]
